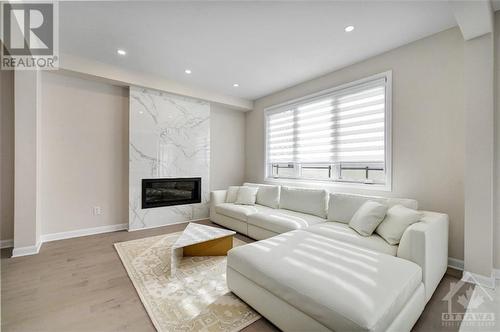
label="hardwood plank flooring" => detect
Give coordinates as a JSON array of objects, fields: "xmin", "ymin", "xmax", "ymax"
[{"xmin": 1, "ymin": 220, "xmax": 463, "ymax": 331}]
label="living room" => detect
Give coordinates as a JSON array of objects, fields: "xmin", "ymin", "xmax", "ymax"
[{"xmin": 0, "ymin": 1, "xmax": 499, "ymax": 331}]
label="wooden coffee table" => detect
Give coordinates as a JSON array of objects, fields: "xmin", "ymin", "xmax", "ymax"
[{"xmin": 170, "ymin": 223, "xmax": 236, "ymax": 276}]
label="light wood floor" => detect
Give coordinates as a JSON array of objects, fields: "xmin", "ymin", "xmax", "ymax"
[{"xmin": 1, "ymin": 220, "xmax": 464, "ymax": 332}]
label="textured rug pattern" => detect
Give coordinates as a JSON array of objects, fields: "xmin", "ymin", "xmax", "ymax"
[{"xmin": 114, "ymin": 232, "xmax": 260, "ymax": 332}]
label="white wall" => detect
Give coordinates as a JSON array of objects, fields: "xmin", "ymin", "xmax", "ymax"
[
  {"xmin": 39, "ymin": 72, "xmax": 246, "ymax": 235},
  {"xmin": 0, "ymin": 70, "xmax": 14, "ymax": 242},
  {"xmin": 14, "ymin": 71, "xmax": 43, "ymax": 252},
  {"xmin": 495, "ymin": 11, "xmax": 500, "ymax": 270},
  {"xmin": 211, "ymin": 104, "xmax": 246, "ymax": 190},
  {"xmin": 245, "ymin": 27, "xmax": 465, "ymax": 261},
  {"xmin": 463, "ymin": 32, "xmax": 494, "ymax": 278},
  {"xmin": 41, "ymin": 72, "xmax": 129, "ymax": 235}
]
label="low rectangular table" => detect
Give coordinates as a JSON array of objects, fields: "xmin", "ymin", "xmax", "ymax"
[{"xmin": 171, "ymin": 223, "xmax": 236, "ymax": 276}]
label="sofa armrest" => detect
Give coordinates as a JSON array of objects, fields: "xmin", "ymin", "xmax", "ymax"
[
  {"xmin": 210, "ymin": 190, "xmax": 227, "ymax": 220},
  {"xmin": 397, "ymin": 211, "xmax": 448, "ymax": 302}
]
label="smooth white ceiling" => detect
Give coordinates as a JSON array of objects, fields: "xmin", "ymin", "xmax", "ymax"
[{"xmin": 60, "ymin": 1, "xmax": 457, "ymax": 100}]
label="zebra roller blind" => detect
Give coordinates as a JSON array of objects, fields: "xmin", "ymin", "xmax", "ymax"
[{"xmin": 266, "ymin": 73, "xmax": 390, "ymax": 185}]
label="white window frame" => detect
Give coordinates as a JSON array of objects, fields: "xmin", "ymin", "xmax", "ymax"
[{"xmin": 264, "ymin": 71, "xmax": 392, "ymax": 191}]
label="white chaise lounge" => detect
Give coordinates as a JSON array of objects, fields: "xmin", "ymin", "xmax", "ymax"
[{"xmin": 210, "ymin": 183, "xmax": 448, "ymax": 332}]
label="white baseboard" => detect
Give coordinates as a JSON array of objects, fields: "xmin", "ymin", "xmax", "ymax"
[
  {"xmin": 448, "ymin": 257, "xmax": 464, "ymax": 271},
  {"xmin": 12, "ymin": 241, "xmax": 42, "ymax": 257},
  {"xmin": 10, "ymin": 219, "xmax": 208, "ymax": 257},
  {"xmin": 127, "ymin": 218, "xmax": 207, "ymax": 232},
  {"xmin": 0, "ymin": 239, "xmax": 13, "ymax": 249},
  {"xmin": 10, "ymin": 224, "xmax": 128, "ymax": 257},
  {"xmin": 41, "ymin": 223, "xmax": 128, "ymax": 242},
  {"xmin": 448, "ymin": 257, "xmax": 500, "ymax": 282},
  {"xmin": 462, "ymin": 271, "xmax": 496, "ymax": 289}
]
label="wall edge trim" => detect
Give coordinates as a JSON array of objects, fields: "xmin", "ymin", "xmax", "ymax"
[
  {"xmin": 0, "ymin": 239, "xmax": 14, "ymax": 249},
  {"xmin": 41, "ymin": 223, "xmax": 129, "ymax": 243}
]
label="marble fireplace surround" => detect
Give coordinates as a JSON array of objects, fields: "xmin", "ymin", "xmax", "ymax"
[{"xmin": 129, "ymin": 86, "xmax": 210, "ymax": 230}]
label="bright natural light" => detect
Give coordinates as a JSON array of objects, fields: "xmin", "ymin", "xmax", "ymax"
[{"xmin": 266, "ymin": 73, "xmax": 390, "ymax": 186}]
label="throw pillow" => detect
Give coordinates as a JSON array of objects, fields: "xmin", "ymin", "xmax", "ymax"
[
  {"xmin": 225, "ymin": 186, "xmax": 241, "ymax": 203},
  {"xmin": 349, "ymin": 201, "xmax": 388, "ymax": 236},
  {"xmin": 376, "ymin": 205, "xmax": 422, "ymax": 245},
  {"xmin": 234, "ymin": 186, "xmax": 259, "ymax": 205},
  {"xmin": 243, "ymin": 183, "xmax": 280, "ymax": 208}
]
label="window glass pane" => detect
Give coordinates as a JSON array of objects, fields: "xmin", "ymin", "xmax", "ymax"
[
  {"xmin": 271, "ymin": 164, "xmax": 295, "ymax": 178},
  {"xmin": 339, "ymin": 169, "xmax": 366, "ymax": 182},
  {"xmin": 368, "ymin": 169, "xmax": 385, "ymax": 183},
  {"xmin": 301, "ymin": 166, "xmax": 330, "ymax": 180},
  {"xmin": 276, "ymin": 167, "xmax": 295, "ymax": 178}
]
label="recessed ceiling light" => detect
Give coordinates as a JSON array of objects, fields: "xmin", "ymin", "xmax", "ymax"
[
  {"xmin": 185, "ymin": 69, "xmax": 192, "ymax": 74},
  {"xmin": 233, "ymin": 83, "xmax": 239, "ymax": 87},
  {"xmin": 344, "ymin": 25, "xmax": 354, "ymax": 32},
  {"xmin": 117, "ymin": 49, "xmax": 127, "ymax": 56}
]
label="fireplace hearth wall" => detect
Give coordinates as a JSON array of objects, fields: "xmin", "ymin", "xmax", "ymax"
[{"xmin": 129, "ymin": 87, "xmax": 210, "ymax": 230}]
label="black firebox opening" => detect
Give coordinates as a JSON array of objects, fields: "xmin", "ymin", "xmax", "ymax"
[{"xmin": 142, "ymin": 177, "xmax": 201, "ymax": 209}]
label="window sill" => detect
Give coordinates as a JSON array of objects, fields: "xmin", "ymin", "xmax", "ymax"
[{"xmin": 264, "ymin": 177, "xmax": 392, "ymax": 192}]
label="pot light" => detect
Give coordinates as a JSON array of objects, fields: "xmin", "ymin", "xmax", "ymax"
[
  {"xmin": 233, "ymin": 83, "xmax": 239, "ymax": 87},
  {"xmin": 117, "ymin": 49, "xmax": 127, "ymax": 56},
  {"xmin": 185, "ymin": 69, "xmax": 192, "ymax": 74},
  {"xmin": 344, "ymin": 25, "xmax": 354, "ymax": 32}
]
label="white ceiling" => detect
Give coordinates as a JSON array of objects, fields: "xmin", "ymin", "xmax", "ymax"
[{"xmin": 60, "ymin": 1, "xmax": 458, "ymax": 101}]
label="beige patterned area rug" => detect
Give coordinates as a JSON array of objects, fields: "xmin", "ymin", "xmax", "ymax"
[{"xmin": 114, "ymin": 232, "xmax": 260, "ymax": 332}]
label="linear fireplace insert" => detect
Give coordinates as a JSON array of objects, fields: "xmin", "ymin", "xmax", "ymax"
[{"xmin": 142, "ymin": 177, "xmax": 201, "ymax": 209}]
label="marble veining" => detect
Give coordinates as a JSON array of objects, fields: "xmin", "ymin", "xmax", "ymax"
[{"xmin": 129, "ymin": 87, "xmax": 210, "ymax": 230}]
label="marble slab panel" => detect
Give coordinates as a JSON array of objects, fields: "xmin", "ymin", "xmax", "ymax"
[{"xmin": 129, "ymin": 87, "xmax": 210, "ymax": 230}]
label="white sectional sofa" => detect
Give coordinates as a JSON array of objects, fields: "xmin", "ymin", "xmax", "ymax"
[{"xmin": 210, "ymin": 183, "xmax": 449, "ymax": 332}]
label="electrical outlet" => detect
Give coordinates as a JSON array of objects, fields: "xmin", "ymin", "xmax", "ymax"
[{"xmin": 92, "ymin": 206, "xmax": 102, "ymax": 216}]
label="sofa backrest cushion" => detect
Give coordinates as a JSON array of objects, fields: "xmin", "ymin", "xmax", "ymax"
[
  {"xmin": 328, "ymin": 193, "xmax": 418, "ymax": 223},
  {"xmin": 279, "ymin": 186, "xmax": 328, "ymax": 218},
  {"xmin": 243, "ymin": 182, "xmax": 280, "ymax": 209}
]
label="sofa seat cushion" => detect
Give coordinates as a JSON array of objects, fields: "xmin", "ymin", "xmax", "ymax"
[
  {"xmin": 228, "ymin": 230, "xmax": 422, "ymax": 332},
  {"xmin": 305, "ymin": 222, "xmax": 398, "ymax": 256},
  {"xmin": 214, "ymin": 203, "xmax": 272, "ymax": 222},
  {"xmin": 248, "ymin": 209, "xmax": 325, "ymax": 234}
]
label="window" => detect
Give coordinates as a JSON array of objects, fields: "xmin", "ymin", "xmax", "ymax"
[{"xmin": 265, "ymin": 72, "xmax": 391, "ymax": 189}]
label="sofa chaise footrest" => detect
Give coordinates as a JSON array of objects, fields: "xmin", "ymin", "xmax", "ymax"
[{"xmin": 227, "ymin": 230, "xmax": 426, "ymax": 332}]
